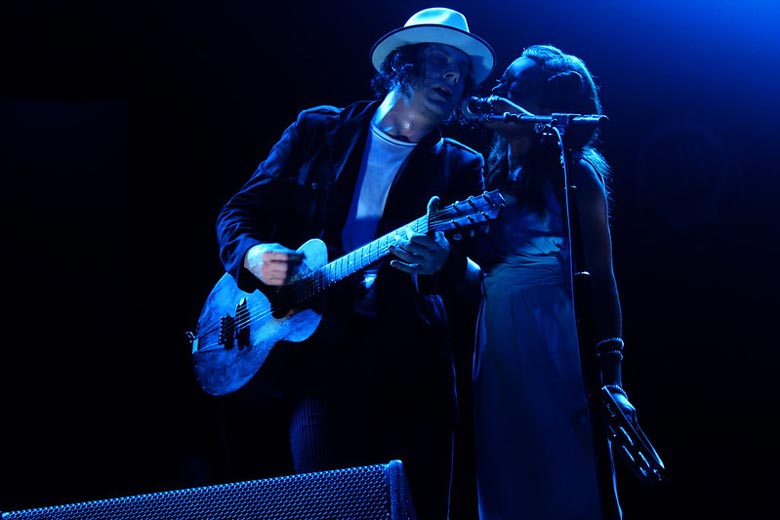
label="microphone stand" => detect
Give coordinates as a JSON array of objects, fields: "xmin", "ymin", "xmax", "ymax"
[{"xmin": 516, "ymin": 110, "xmax": 621, "ymax": 520}]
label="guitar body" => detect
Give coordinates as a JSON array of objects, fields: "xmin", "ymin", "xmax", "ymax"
[{"xmin": 192, "ymin": 239, "xmax": 327, "ymax": 396}]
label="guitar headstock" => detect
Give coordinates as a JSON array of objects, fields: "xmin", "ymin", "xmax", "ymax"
[{"xmin": 431, "ymin": 189, "xmax": 505, "ymax": 234}]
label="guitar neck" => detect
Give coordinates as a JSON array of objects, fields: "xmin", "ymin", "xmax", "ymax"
[
  {"xmin": 324, "ymin": 215, "xmax": 428, "ymax": 285},
  {"xmin": 288, "ymin": 190, "xmax": 505, "ymax": 305}
]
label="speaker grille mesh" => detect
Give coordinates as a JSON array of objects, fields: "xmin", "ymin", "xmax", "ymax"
[{"xmin": 2, "ymin": 460, "xmax": 416, "ymax": 520}]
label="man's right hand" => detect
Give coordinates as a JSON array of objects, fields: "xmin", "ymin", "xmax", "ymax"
[{"xmin": 243, "ymin": 243, "xmax": 304, "ymax": 286}]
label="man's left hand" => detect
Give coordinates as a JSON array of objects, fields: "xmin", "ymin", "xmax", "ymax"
[{"xmin": 389, "ymin": 229, "xmax": 450, "ymax": 275}]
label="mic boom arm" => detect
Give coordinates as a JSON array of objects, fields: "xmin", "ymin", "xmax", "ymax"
[
  {"xmin": 462, "ymin": 95, "xmax": 608, "ymax": 128},
  {"xmin": 493, "ymin": 112, "xmax": 608, "ymax": 127}
]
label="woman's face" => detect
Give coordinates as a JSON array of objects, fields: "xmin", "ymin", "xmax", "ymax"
[
  {"xmin": 483, "ymin": 56, "xmax": 545, "ymax": 139},
  {"xmin": 491, "ymin": 56, "xmax": 545, "ymax": 114}
]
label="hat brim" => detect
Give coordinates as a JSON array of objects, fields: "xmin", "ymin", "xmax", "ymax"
[{"xmin": 370, "ymin": 25, "xmax": 496, "ymax": 85}]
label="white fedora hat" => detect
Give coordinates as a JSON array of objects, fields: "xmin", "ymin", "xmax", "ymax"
[{"xmin": 370, "ymin": 7, "xmax": 496, "ymax": 85}]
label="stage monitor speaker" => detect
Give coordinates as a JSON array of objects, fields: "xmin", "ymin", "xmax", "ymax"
[{"xmin": 1, "ymin": 459, "xmax": 416, "ymax": 520}]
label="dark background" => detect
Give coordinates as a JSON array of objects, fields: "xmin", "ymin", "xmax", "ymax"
[{"xmin": 2, "ymin": 0, "xmax": 778, "ymax": 518}]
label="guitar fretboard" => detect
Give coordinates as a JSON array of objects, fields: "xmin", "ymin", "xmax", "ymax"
[{"xmin": 292, "ymin": 215, "xmax": 428, "ymax": 303}]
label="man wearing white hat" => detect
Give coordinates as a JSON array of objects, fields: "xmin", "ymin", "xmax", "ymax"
[{"xmin": 215, "ymin": 7, "xmax": 495, "ymax": 520}]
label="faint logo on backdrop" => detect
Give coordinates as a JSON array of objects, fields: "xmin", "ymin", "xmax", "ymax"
[{"xmin": 634, "ymin": 121, "xmax": 739, "ymax": 230}]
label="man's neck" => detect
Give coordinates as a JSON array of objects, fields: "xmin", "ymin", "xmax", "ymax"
[{"xmin": 372, "ymin": 91, "xmax": 437, "ymax": 143}]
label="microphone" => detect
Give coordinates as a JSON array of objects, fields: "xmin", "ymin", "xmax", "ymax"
[
  {"xmin": 461, "ymin": 95, "xmax": 500, "ymax": 120},
  {"xmin": 461, "ymin": 95, "xmax": 536, "ymax": 121}
]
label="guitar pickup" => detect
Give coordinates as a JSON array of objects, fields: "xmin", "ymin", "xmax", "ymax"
[
  {"xmin": 218, "ymin": 315, "xmax": 236, "ymax": 348},
  {"xmin": 216, "ymin": 301, "xmax": 250, "ymax": 350}
]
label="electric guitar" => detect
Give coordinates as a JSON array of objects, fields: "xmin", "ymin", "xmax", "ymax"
[{"xmin": 189, "ymin": 190, "xmax": 505, "ymax": 396}]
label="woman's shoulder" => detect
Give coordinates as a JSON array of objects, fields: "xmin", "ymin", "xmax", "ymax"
[{"xmin": 571, "ymin": 150, "xmax": 609, "ymax": 190}]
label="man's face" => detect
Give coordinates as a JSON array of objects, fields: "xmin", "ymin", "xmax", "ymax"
[{"xmin": 409, "ymin": 43, "xmax": 471, "ymax": 119}]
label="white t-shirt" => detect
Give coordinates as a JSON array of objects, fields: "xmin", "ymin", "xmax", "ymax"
[{"xmin": 342, "ymin": 122, "xmax": 416, "ymax": 252}]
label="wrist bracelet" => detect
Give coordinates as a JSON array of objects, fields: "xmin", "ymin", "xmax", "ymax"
[
  {"xmin": 604, "ymin": 384, "xmax": 627, "ymax": 398},
  {"xmin": 596, "ymin": 337, "xmax": 624, "ymax": 351}
]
